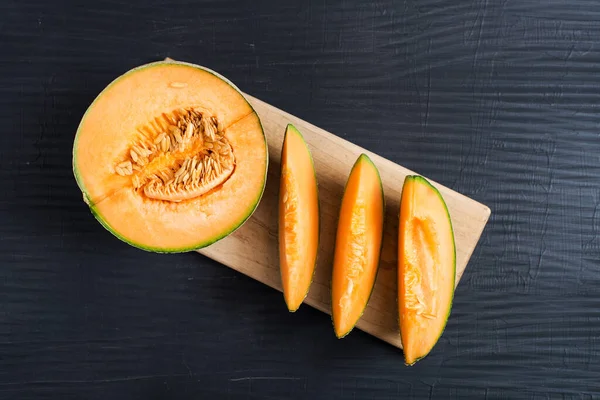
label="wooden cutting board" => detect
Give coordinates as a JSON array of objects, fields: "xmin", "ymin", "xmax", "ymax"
[{"xmin": 197, "ymin": 93, "xmax": 491, "ymax": 349}]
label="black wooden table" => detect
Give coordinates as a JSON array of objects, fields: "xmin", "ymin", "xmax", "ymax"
[{"xmin": 1, "ymin": 1, "xmax": 598, "ymax": 398}]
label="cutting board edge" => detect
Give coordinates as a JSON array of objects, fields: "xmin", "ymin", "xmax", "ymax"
[{"xmin": 243, "ymin": 92, "xmax": 492, "ymax": 216}]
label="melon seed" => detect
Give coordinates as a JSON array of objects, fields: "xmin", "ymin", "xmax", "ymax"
[{"xmin": 113, "ymin": 107, "xmax": 236, "ymax": 202}]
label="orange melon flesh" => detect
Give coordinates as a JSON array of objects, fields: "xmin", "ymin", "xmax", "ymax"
[
  {"xmin": 90, "ymin": 115, "xmax": 267, "ymax": 250},
  {"xmin": 331, "ymin": 154, "xmax": 384, "ymax": 338},
  {"xmin": 278, "ymin": 124, "xmax": 319, "ymax": 312},
  {"xmin": 74, "ymin": 61, "xmax": 256, "ymax": 205},
  {"xmin": 73, "ymin": 60, "xmax": 268, "ymax": 252},
  {"xmin": 398, "ymin": 176, "xmax": 456, "ymax": 365}
]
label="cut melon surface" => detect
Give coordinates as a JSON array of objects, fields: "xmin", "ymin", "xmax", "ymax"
[
  {"xmin": 73, "ymin": 60, "xmax": 268, "ymax": 252},
  {"xmin": 331, "ymin": 154, "xmax": 384, "ymax": 338},
  {"xmin": 398, "ymin": 175, "xmax": 456, "ymax": 365},
  {"xmin": 278, "ymin": 124, "xmax": 319, "ymax": 312}
]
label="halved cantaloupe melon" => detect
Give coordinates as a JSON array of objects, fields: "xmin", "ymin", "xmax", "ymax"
[
  {"xmin": 398, "ymin": 175, "xmax": 456, "ymax": 365},
  {"xmin": 331, "ymin": 154, "xmax": 384, "ymax": 338},
  {"xmin": 278, "ymin": 124, "xmax": 319, "ymax": 312},
  {"xmin": 73, "ymin": 60, "xmax": 268, "ymax": 252}
]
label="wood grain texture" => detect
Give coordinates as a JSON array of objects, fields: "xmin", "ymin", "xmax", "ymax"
[{"xmin": 197, "ymin": 93, "xmax": 491, "ymax": 348}]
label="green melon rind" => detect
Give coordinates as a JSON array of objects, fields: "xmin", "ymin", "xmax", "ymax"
[
  {"xmin": 399, "ymin": 175, "xmax": 456, "ymax": 366},
  {"xmin": 331, "ymin": 153, "xmax": 385, "ymax": 339},
  {"xmin": 279, "ymin": 123, "xmax": 321, "ymax": 312},
  {"xmin": 72, "ymin": 60, "xmax": 268, "ymax": 253}
]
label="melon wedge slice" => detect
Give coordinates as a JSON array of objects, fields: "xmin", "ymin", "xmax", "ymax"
[
  {"xmin": 331, "ymin": 154, "xmax": 384, "ymax": 338},
  {"xmin": 278, "ymin": 124, "xmax": 320, "ymax": 312},
  {"xmin": 398, "ymin": 175, "xmax": 456, "ymax": 365}
]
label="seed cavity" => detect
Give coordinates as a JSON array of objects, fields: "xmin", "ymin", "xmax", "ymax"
[
  {"xmin": 114, "ymin": 107, "xmax": 235, "ymax": 201},
  {"xmin": 281, "ymin": 168, "xmax": 300, "ymax": 283},
  {"xmin": 338, "ymin": 199, "xmax": 367, "ymax": 310}
]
